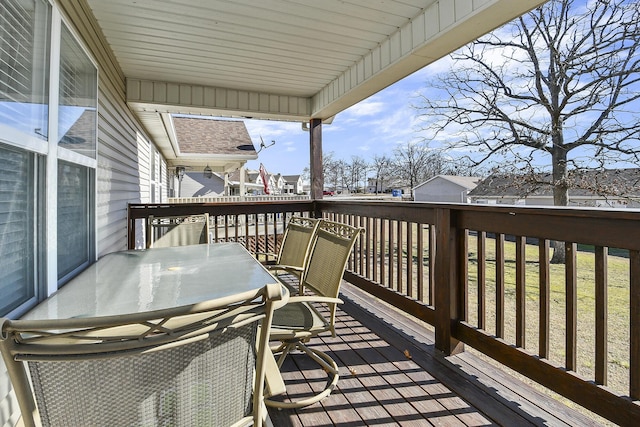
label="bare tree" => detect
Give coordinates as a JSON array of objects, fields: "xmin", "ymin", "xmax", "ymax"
[
  {"xmin": 371, "ymin": 154, "xmax": 392, "ymax": 194},
  {"xmin": 392, "ymin": 141, "xmax": 432, "ymax": 190},
  {"xmin": 322, "ymin": 152, "xmax": 339, "ymax": 191},
  {"xmin": 416, "ymin": 0, "xmax": 640, "ymax": 262},
  {"xmin": 347, "ymin": 155, "xmax": 369, "ymax": 192}
]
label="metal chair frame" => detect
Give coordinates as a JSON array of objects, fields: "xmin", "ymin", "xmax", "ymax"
[
  {"xmin": 263, "ymin": 216, "xmax": 320, "ymax": 287},
  {"xmin": 1, "ymin": 283, "xmax": 285, "ymax": 427},
  {"xmin": 266, "ymin": 219, "xmax": 363, "ymax": 409}
]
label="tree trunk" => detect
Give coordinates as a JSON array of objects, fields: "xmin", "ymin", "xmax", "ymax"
[{"xmin": 550, "ymin": 146, "xmax": 568, "ymax": 264}]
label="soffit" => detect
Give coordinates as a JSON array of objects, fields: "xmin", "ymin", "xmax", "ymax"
[
  {"xmin": 86, "ymin": 0, "xmax": 547, "ymax": 121},
  {"xmin": 83, "ymin": 0, "xmax": 547, "ymax": 168}
]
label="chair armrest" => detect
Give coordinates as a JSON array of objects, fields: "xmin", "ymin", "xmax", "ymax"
[{"xmin": 286, "ymin": 295, "xmax": 343, "ymax": 305}]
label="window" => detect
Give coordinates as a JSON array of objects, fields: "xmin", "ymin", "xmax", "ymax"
[
  {"xmin": 56, "ymin": 23, "xmax": 97, "ymax": 284},
  {"xmin": 57, "ymin": 161, "xmax": 94, "ymax": 281},
  {"xmin": 0, "ymin": 0, "xmax": 97, "ymax": 316},
  {"xmin": 0, "ymin": 143, "xmax": 41, "ymax": 315},
  {"xmin": 0, "ymin": 0, "xmax": 50, "ymax": 316},
  {"xmin": 58, "ymin": 25, "xmax": 97, "ymax": 159},
  {"xmin": 0, "ymin": 0, "xmax": 50, "ymax": 143}
]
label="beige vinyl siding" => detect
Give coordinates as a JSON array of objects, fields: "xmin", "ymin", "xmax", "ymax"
[{"xmin": 1, "ymin": 1, "xmax": 158, "ymax": 425}]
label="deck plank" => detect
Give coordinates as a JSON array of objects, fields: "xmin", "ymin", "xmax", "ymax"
[{"xmin": 267, "ymin": 280, "xmax": 603, "ymax": 426}]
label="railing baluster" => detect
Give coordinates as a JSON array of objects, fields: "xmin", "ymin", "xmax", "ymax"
[
  {"xmin": 407, "ymin": 222, "xmax": 414, "ymax": 299},
  {"xmin": 566, "ymin": 242, "xmax": 577, "ymax": 372},
  {"xmin": 253, "ymin": 214, "xmax": 260, "ymax": 253},
  {"xmin": 244, "ymin": 214, "xmax": 249, "ymax": 251},
  {"xmin": 516, "ymin": 236, "xmax": 526, "ymax": 348},
  {"xmin": 595, "ymin": 245, "xmax": 608, "ymax": 386},
  {"xmin": 428, "ymin": 224, "xmax": 436, "ymax": 306},
  {"xmin": 630, "ymin": 250, "xmax": 640, "ymax": 399},
  {"xmin": 380, "ymin": 219, "xmax": 386, "ymax": 287},
  {"xmin": 496, "ymin": 233, "xmax": 505, "ymax": 339},
  {"xmin": 397, "ymin": 220, "xmax": 403, "ymax": 294},
  {"xmin": 417, "ymin": 223, "xmax": 424, "ymax": 302},
  {"xmin": 366, "ymin": 216, "xmax": 372, "ymax": 278},
  {"xmin": 373, "ymin": 217, "xmax": 379, "ymax": 282},
  {"xmin": 477, "ymin": 231, "xmax": 486, "ymax": 330},
  {"xmin": 459, "ymin": 229, "xmax": 468, "ymax": 322},
  {"xmin": 388, "ymin": 219, "xmax": 395, "ymax": 290},
  {"xmin": 539, "ymin": 239, "xmax": 550, "ymax": 359}
]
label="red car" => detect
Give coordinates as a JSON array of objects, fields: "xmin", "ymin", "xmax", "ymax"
[{"xmin": 323, "ymin": 190, "xmax": 335, "ymax": 196}]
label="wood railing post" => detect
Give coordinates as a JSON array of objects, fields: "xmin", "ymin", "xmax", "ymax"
[{"xmin": 434, "ymin": 208, "xmax": 464, "ymax": 355}]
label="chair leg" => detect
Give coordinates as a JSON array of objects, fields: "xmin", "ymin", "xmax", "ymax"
[{"xmin": 265, "ymin": 341, "xmax": 339, "ymax": 409}]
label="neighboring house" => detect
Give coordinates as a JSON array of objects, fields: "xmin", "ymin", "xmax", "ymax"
[
  {"xmin": 170, "ymin": 118, "xmax": 257, "ymax": 197},
  {"xmin": 249, "ymin": 167, "xmax": 277, "ymax": 195},
  {"xmin": 367, "ymin": 178, "xmax": 407, "ymax": 194},
  {"xmin": 171, "ymin": 117, "xmax": 257, "ymax": 197},
  {"xmin": 273, "ymin": 173, "xmax": 286, "ymax": 195},
  {"xmin": 413, "ymin": 175, "xmax": 482, "ymax": 203},
  {"xmin": 283, "ymin": 175, "xmax": 303, "ymax": 194},
  {"xmin": 225, "ymin": 168, "xmax": 263, "ymax": 196},
  {"xmin": 469, "ymin": 169, "xmax": 640, "ymax": 208}
]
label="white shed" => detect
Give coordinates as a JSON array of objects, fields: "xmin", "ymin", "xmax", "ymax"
[{"xmin": 413, "ymin": 175, "xmax": 482, "ymax": 203}]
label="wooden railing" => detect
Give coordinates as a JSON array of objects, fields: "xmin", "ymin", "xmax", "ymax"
[{"xmin": 128, "ymin": 200, "xmax": 640, "ymax": 424}]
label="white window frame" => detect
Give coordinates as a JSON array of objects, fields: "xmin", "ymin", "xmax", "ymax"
[{"xmin": 0, "ymin": 1, "xmax": 99, "ymax": 315}]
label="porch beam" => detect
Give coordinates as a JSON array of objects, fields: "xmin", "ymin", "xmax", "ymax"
[
  {"xmin": 309, "ymin": 119, "xmax": 323, "ymax": 201},
  {"xmin": 127, "ymin": 78, "xmax": 312, "ymax": 121}
]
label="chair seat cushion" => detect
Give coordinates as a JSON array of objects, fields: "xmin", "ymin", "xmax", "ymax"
[{"xmin": 269, "ymin": 301, "xmax": 328, "ymax": 339}]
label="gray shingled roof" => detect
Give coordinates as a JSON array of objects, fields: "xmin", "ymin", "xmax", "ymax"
[
  {"xmin": 173, "ymin": 117, "xmax": 256, "ymax": 155},
  {"xmin": 469, "ymin": 169, "xmax": 640, "ymax": 198},
  {"xmin": 414, "ymin": 175, "xmax": 482, "ymax": 190}
]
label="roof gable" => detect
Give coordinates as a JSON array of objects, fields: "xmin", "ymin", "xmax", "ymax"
[
  {"xmin": 469, "ymin": 169, "xmax": 640, "ymax": 198},
  {"xmin": 173, "ymin": 117, "xmax": 255, "ymax": 155},
  {"xmin": 414, "ymin": 175, "xmax": 482, "ymax": 191}
]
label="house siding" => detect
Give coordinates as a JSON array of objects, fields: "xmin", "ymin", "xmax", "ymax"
[
  {"xmin": 1, "ymin": 1, "xmax": 159, "ymax": 425},
  {"xmin": 58, "ymin": 0, "xmax": 155, "ymax": 256},
  {"xmin": 414, "ymin": 177, "xmax": 471, "ymax": 203}
]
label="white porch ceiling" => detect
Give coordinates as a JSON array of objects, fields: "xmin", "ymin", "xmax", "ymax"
[{"xmin": 84, "ymin": 0, "xmax": 547, "ymax": 168}]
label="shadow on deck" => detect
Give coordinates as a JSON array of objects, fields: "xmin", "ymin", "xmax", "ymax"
[{"xmin": 268, "ymin": 282, "xmax": 604, "ymax": 427}]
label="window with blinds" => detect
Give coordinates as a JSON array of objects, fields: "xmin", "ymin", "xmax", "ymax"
[
  {"xmin": 57, "ymin": 161, "xmax": 93, "ymax": 281},
  {"xmin": 0, "ymin": 143, "xmax": 38, "ymax": 315},
  {"xmin": 0, "ymin": 0, "xmax": 50, "ymax": 140}
]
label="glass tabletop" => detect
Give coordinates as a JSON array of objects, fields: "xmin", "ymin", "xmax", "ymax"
[{"xmin": 22, "ymin": 242, "xmax": 278, "ymax": 320}]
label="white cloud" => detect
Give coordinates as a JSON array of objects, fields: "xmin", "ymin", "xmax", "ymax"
[{"xmin": 343, "ymin": 99, "xmax": 385, "ymax": 118}]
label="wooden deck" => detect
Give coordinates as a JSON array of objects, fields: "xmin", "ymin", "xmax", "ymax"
[{"xmin": 267, "ymin": 282, "xmax": 604, "ymax": 427}]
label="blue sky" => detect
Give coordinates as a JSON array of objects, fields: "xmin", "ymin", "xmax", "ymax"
[{"xmin": 243, "ymin": 58, "xmax": 451, "ymax": 176}]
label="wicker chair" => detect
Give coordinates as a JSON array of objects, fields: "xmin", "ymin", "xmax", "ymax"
[
  {"xmin": 262, "ymin": 216, "xmax": 320, "ymax": 288},
  {"xmin": 266, "ymin": 219, "xmax": 363, "ymax": 409},
  {"xmin": 146, "ymin": 213, "xmax": 210, "ymax": 248},
  {"xmin": 0, "ymin": 283, "xmax": 285, "ymax": 427}
]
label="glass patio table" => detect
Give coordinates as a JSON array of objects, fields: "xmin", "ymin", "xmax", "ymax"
[{"xmin": 22, "ymin": 242, "xmax": 281, "ymax": 320}]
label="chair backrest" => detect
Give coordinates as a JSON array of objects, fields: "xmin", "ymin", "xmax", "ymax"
[
  {"xmin": 0, "ymin": 283, "xmax": 285, "ymax": 427},
  {"xmin": 147, "ymin": 213, "xmax": 209, "ymax": 248},
  {"xmin": 300, "ymin": 220, "xmax": 363, "ymax": 325},
  {"xmin": 275, "ymin": 216, "xmax": 320, "ymax": 271}
]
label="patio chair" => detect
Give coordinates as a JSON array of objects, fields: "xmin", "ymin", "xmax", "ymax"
[
  {"xmin": 265, "ymin": 219, "xmax": 363, "ymax": 409},
  {"xmin": 146, "ymin": 213, "xmax": 210, "ymax": 248},
  {"xmin": 0, "ymin": 283, "xmax": 285, "ymax": 427},
  {"xmin": 261, "ymin": 216, "xmax": 320, "ymax": 289}
]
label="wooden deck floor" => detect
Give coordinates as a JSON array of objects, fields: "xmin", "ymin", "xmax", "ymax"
[{"xmin": 267, "ymin": 282, "xmax": 604, "ymax": 427}]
